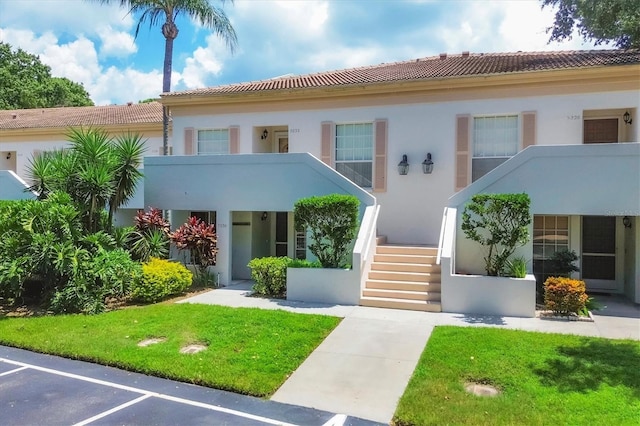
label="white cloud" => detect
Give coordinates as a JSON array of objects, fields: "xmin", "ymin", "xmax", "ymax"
[
  {"xmin": 179, "ymin": 34, "xmax": 230, "ymax": 88},
  {"xmin": 97, "ymin": 26, "xmax": 138, "ymax": 58},
  {"xmin": 90, "ymin": 67, "xmax": 164, "ymax": 105}
]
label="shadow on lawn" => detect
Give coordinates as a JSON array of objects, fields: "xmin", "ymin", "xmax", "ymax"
[{"xmin": 534, "ymin": 338, "xmax": 640, "ymax": 397}]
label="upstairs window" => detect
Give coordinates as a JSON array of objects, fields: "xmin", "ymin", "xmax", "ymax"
[
  {"xmin": 197, "ymin": 129, "xmax": 229, "ymax": 154},
  {"xmin": 472, "ymin": 115, "xmax": 518, "ymax": 181},
  {"xmin": 335, "ymin": 123, "xmax": 373, "ymax": 188}
]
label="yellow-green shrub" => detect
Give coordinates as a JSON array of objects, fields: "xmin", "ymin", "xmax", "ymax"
[
  {"xmin": 544, "ymin": 276, "xmax": 588, "ymax": 315},
  {"xmin": 248, "ymin": 257, "xmax": 291, "ymax": 297},
  {"xmin": 131, "ymin": 258, "xmax": 192, "ymax": 303}
]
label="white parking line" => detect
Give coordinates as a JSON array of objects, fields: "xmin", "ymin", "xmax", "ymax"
[
  {"xmin": 0, "ymin": 366, "xmax": 28, "ymax": 377},
  {"xmin": 0, "ymin": 357, "xmax": 299, "ymax": 426},
  {"xmin": 72, "ymin": 395, "xmax": 152, "ymax": 426}
]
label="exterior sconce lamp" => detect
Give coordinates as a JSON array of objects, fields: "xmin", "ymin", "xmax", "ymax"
[
  {"xmin": 397, "ymin": 154, "xmax": 409, "ymax": 175},
  {"xmin": 623, "ymin": 111, "xmax": 632, "ymax": 125},
  {"xmin": 261, "ymin": 211, "xmax": 268, "ymax": 221},
  {"xmin": 260, "ymin": 129, "xmax": 269, "ymax": 140},
  {"xmin": 5, "ymin": 153, "xmax": 10, "ymax": 160},
  {"xmin": 623, "ymin": 216, "xmax": 632, "ymax": 229},
  {"xmin": 421, "ymin": 153, "xmax": 434, "ymax": 174}
]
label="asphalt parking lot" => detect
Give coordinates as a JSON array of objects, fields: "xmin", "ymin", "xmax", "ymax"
[{"xmin": 0, "ymin": 346, "xmax": 382, "ymax": 426}]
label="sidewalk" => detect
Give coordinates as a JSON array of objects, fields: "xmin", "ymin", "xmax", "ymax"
[{"xmin": 180, "ymin": 283, "xmax": 640, "ymax": 424}]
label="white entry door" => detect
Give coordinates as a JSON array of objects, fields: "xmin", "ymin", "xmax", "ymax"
[{"xmin": 232, "ymin": 213, "xmax": 252, "ymax": 280}]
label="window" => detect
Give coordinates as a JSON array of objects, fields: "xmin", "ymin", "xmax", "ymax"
[
  {"xmin": 533, "ymin": 215, "xmax": 570, "ymax": 281},
  {"xmin": 472, "ymin": 115, "xmax": 518, "ymax": 181},
  {"xmin": 295, "ymin": 230, "xmax": 307, "ymax": 260},
  {"xmin": 335, "ymin": 123, "xmax": 373, "ymax": 187},
  {"xmin": 197, "ymin": 129, "xmax": 229, "ymax": 154}
]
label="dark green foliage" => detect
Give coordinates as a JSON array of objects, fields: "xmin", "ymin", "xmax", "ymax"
[
  {"xmin": 542, "ymin": 0, "xmax": 640, "ymax": 48},
  {"xmin": 0, "ymin": 42, "xmax": 93, "ymax": 110},
  {"xmin": 0, "ymin": 195, "xmax": 141, "ymax": 314},
  {"xmin": 462, "ymin": 193, "xmax": 531, "ymax": 276},
  {"xmin": 129, "ymin": 208, "xmax": 170, "ymax": 261},
  {"xmin": 26, "ymin": 127, "xmax": 146, "ymax": 233},
  {"xmin": 130, "ymin": 258, "xmax": 192, "ymax": 303},
  {"xmin": 547, "ymin": 248, "xmax": 580, "ymax": 277},
  {"xmin": 248, "ymin": 257, "xmax": 291, "ymax": 297},
  {"xmin": 288, "ymin": 259, "xmax": 322, "ymax": 268},
  {"xmin": 294, "ymin": 194, "xmax": 360, "ymax": 268}
]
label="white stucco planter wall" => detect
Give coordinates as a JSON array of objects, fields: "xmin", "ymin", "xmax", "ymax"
[
  {"xmin": 287, "ymin": 267, "xmax": 360, "ymax": 305},
  {"xmin": 442, "ymin": 274, "xmax": 536, "ymax": 317}
]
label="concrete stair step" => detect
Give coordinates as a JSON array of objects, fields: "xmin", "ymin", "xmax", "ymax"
[
  {"xmin": 368, "ymin": 270, "xmax": 441, "ymax": 283},
  {"xmin": 376, "ymin": 245, "xmax": 438, "ymax": 256},
  {"xmin": 365, "ymin": 279, "xmax": 441, "ymax": 292},
  {"xmin": 374, "ymin": 254, "xmax": 436, "ymax": 264},
  {"xmin": 362, "ymin": 288, "xmax": 441, "ymax": 301},
  {"xmin": 371, "ymin": 262, "xmax": 438, "ymax": 273},
  {"xmin": 359, "ymin": 297, "xmax": 442, "ymax": 312}
]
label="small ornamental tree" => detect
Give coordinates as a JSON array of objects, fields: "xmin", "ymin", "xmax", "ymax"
[
  {"xmin": 461, "ymin": 193, "xmax": 531, "ymax": 276},
  {"xmin": 294, "ymin": 194, "xmax": 360, "ymax": 269},
  {"xmin": 130, "ymin": 207, "xmax": 170, "ymax": 261},
  {"xmin": 170, "ymin": 216, "xmax": 218, "ymax": 278}
]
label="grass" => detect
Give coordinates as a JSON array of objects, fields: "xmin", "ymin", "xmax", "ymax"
[
  {"xmin": 394, "ymin": 326, "xmax": 640, "ymax": 426},
  {"xmin": 0, "ymin": 303, "xmax": 340, "ymax": 397}
]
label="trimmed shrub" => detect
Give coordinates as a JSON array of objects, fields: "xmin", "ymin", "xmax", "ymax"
[
  {"xmin": 288, "ymin": 259, "xmax": 322, "ymax": 268},
  {"xmin": 294, "ymin": 194, "xmax": 360, "ymax": 268},
  {"xmin": 131, "ymin": 258, "xmax": 193, "ymax": 303},
  {"xmin": 544, "ymin": 277, "xmax": 589, "ymax": 315},
  {"xmin": 461, "ymin": 193, "xmax": 531, "ymax": 276},
  {"xmin": 248, "ymin": 257, "xmax": 291, "ymax": 297}
]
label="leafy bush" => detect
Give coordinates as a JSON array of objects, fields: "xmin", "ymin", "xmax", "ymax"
[
  {"xmin": 170, "ymin": 217, "xmax": 218, "ymax": 271},
  {"xmin": 131, "ymin": 258, "xmax": 192, "ymax": 303},
  {"xmin": 547, "ymin": 249, "xmax": 580, "ymax": 277},
  {"xmin": 461, "ymin": 193, "xmax": 531, "ymax": 276},
  {"xmin": 248, "ymin": 257, "xmax": 291, "ymax": 297},
  {"xmin": 129, "ymin": 208, "xmax": 170, "ymax": 261},
  {"xmin": 294, "ymin": 194, "xmax": 360, "ymax": 268},
  {"xmin": 288, "ymin": 259, "xmax": 322, "ymax": 268},
  {"xmin": 0, "ymin": 194, "xmax": 141, "ymax": 314},
  {"xmin": 505, "ymin": 256, "xmax": 527, "ymax": 278},
  {"xmin": 544, "ymin": 277, "xmax": 589, "ymax": 315}
]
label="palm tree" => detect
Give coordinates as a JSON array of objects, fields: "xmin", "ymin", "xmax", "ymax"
[
  {"xmin": 26, "ymin": 127, "xmax": 146, "ymax": 233},
  {"xmin": 94, "ymin": 0, "xmax": 238, "ymax": 156}
]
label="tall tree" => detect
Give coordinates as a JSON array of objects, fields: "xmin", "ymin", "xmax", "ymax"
[
  {"xmin": 0, "ymin": 42, "xmax": 93, "ymax": 110},
  {"xmin": 542, "ymin": 0, "xmax": 640, "ymax": 48},
  {"xmin": 95, "ymin": 0, "xmax": 238, "ymax": 156}
]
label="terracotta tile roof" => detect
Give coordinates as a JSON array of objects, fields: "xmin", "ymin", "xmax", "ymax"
[
  {"xmin": 164, "ymin": 49, "xmax": 640, "ymax": 97},
  {"xmin": 0, "ymin": 102, "xmax": 163, "ymax": 130}
]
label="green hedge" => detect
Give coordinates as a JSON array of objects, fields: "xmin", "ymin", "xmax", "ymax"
[
  {"xmin": 131, "ymin": 258, "xmax": 193, "ymax": 303},
  {"xmin": 248, "ymin": 257, "xmax": 291, "ymax": 297}
]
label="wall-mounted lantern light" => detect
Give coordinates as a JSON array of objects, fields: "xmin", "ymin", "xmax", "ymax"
[
  {"xmin": 623, "ymin": 216, "xmax": 632, "ymax": 229},
  {"xmin": 261, "ymin": 211, "xmax": 268, "ymax": 221},
  {"xmin": 397, "ymin": 154, "xmax": 409, "ymax": 175},
  {"xmin": 260, "ymin": 129, "xmax": 269, "ymax": 140},
  {"xmin": 5, "ymin": 153, "xmax": 11, "ymax": 160},
  {"xmin": 623, "ymin": 111, "xmax": 633, "ymax": 125},
  {"xmin": 422, "ymin": 153, "xmax": 434, "ymax": 174}
]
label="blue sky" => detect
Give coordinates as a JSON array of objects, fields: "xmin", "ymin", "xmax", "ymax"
[{"xmin": 0, "ymin": 0, "xmax": 604, "ymax": 106}]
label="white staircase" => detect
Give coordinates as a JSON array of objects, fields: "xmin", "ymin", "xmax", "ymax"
[{"xmin": 360, "ymin": 244, "xmax": 442, "ymax": 312}]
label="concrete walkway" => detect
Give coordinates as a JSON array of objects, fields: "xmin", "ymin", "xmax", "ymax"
[{"xmin": 180, "ymin": 283, "xmax": 640, "ymax": 424}]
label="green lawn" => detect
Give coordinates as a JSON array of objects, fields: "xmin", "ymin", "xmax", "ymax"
[
  {"xmin": 0, "ymin": 303, "xmax": 340, "ymax": 397},
  {"xmin": 394, "ymin": 326, "xmax": 640, "ymax": 426}
]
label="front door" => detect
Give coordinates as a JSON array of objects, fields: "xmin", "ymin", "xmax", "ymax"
[
  {"xmin": 275, "ymin": 212, "xmax": 288, "ymax": 257},
  {"xmin": 275, "ymin": 131, "xmax": 289, "ymax": 153},
  {"xmin": 583, "ymin": 119, "xmax": 618, "ymax": 144},
  {"xmin": 232, "ymin": 212, "xmax": 252, "ymax": 280},
  {"xmin": 581, "ymin": 216, "xmax": 620, "ymax": 291}
]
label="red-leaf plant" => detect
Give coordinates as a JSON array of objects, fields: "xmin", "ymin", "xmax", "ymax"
[
  {"xmin": 134, "ymin": 207, "xmax": 170, "ymax": 234},
  {"xmin": 170, "ymin": 216, "xmax": 218, "ymax": 271}
]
